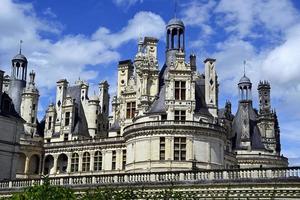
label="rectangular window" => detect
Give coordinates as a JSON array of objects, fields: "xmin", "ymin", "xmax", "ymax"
[
  {"xmin": 31, "ymin": 117, "xmax": 35, "ymax": 123},
  {"xmin": 112, "ymin": 150, "xmax": 116, "ymax": 170},
  {"xmin": 48, "ymin": 116, "xmax": 52, "ymax": 130},
  {"xmin": 94, "ymin": 151, "xmax": 102, "ymax": 171},
  {"xmin": 174, "ymin": 137, "xmax": 186, "ymax": 161},
  {"xmin": 174, "ymin": 110, "xmax": 186, "ymax": 121},
  {"xmin": 65, "ymin": 112, "xmax": 70, "ymax": 126},
  {"xmin": 175, "ymin": 81, "xmax": 186, "ymax": 100},
  {"xmin": 32, "ymin": 104, "xmax": 36, "ymax": 111},
  {"xmin": 160, "ymin": 137, "xmax": 165, "ymax": 160},
  {"xmin": 126, "ymin": 102, "xmax": 136, "ymax": 119},
  {"xmin": 122, "ymin": 150, "xmax": 126, "ymax": 170},
  {"xmin": 64, "ymin": 133, "xmax": 68, "ymax": 141}
]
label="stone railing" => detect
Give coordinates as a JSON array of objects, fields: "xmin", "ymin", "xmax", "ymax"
[
  {"xmin": 44, "ymin": 136, "xmax": 124, "ymax": 148},
  {"xmin": 123, "ymin": 120, "xmax": 225, "ymax": 134},
  {"xmin": 1, "ymin": 167, "xmax": 299, "ymax": 192}
]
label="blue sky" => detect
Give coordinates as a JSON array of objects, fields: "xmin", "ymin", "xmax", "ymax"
[{"xmin": 0, "ymin": 0, "xmax": 300, "ymax": 165}]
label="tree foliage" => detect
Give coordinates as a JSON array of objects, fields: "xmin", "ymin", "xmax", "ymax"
[
  {"xmin": 1, "ymin": 178, "xmax": 187, "ymax": 200},
  {"xmin": 9, "ymin": 178, "xmax": 75, "ymax": 200}
]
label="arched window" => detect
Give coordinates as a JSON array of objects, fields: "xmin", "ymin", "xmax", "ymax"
[
  {"xmin": 94, "ymin": 151, "xmax": 102, "ymax": 171},
  {"xmin": 71, "ymin": 153, "xmax": 79, "ymax": 172},
  {"xmin": 82, "ymin": 152, "xmax": 90, "ymax": 172}
]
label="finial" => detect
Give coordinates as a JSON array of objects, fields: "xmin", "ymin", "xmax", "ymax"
[
  {"xmin": 243, "ymin": 60, "xmax": 246, "ymax": 76},
  {"xmin": 19, "ymin": 40, "xmax": 23, "ymax": 54}
]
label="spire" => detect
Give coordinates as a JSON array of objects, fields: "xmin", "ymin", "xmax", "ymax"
[
  {"xmin": 19, "ymin": 40, "xmax": 23, "ymax": 54},
  {"xmin": 174, "ymin": 0, "xmax": 178, "ymax": 18},
  {"xmin": 243, "ymin": 60, "xmax": 246, "ymax": 76}
]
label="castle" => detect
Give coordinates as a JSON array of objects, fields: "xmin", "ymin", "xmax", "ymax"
[{"xmin": 0, "ymin": 16, "xmax": 289, "ymax": 182}]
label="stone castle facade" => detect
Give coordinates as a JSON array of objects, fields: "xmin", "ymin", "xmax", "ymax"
[{"xmin": 0, "ymin": 17, "xmax": 288, "ymax": 182}]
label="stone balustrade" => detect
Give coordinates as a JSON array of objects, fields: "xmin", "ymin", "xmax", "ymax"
[
  {"xmin": 123, "ymin": 120, "xmax": 225, "ymax": 134},
  {"xmin": 1, "ymin": 167, "xmax": 299, "ymax": 192},
  {"xmin": 44, "ymin": 136, "xmax": 124, "ymax": 148}
]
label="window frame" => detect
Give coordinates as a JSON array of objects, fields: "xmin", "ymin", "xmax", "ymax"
[
  {"xmin": 94, "ymin": 151, "xmax": 102, "ymax": 171},
  {"xmin": 126, "ymin": 102, "xmax": 136, "ymax": 119},
  {"xmin": 71, "ymin": 153, "xmax": 79, "ymax": 172},
  {"xmin": 175, "ymin": 81, "xmax": 186, "ymax": 100},
  {"xmin": 174, "ymin": 110, "xmax": 186, "ymax": 121},
  {"xmin": 174, "ymin": 137, "xmax": 186, "ymax": 161},
  {"xmin": 82, "ymin": 152, "xmax": 90, "ymax": 172}
]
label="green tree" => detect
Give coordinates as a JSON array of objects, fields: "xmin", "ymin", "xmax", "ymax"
[{"xmin": 10, "ymin": 178, "xmax": 75, "ymax": 200}]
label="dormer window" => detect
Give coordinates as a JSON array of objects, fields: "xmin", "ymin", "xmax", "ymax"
[{"xmin": 126, "ymin": 102, "xmax": 136, "ymax": 119}]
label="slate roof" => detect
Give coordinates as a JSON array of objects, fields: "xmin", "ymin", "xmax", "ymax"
[
  {"xmin": 194, "ymin": 78, "xmax": 211, "ymax": 116},
  {"xmin": 232, "ymin": 101, "xmax": 265, "ymax": 150},
  {"xmin": 0, "ymin": 92, "xmax": 23, "ymax": 120},
  {"xmin": 65, "ymin": 85, "xmax": 89, "ymax": 137}
]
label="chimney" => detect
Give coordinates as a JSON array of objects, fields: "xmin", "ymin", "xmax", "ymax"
[{"xmin": 190, "ymin": 54, "xmax": 196, "ymax": 71}]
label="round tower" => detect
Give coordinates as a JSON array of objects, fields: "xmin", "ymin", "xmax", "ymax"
[
  {"xmin": 21, "ymin": 70, "xmax": 39, "ymax": 135},
  {"xmin": 165, "ymin": 18, "xmax": 185, "ymax": 66},
  {"xmin": 8, "ymin": 46, "xmax": 28, "ymax": 114},
  {"xmin": 87, "ymin": 95, "xmax": 100, "ymax": 138}
]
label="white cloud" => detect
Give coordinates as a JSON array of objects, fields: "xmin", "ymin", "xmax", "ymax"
[
  {"xmin": 0, "ymin": 0, "xmax": 166, "ymax": 118},
  {"xmin": 43, "ymin": 7, "xmax": 57, "ymax": 18},
  {"xmin": 181, "ymin": 0, "xmax": 216, "ymax": 36},
  {"xmin": 113, "ymin": 0, "xmax": 143, "ymax": 8},
  {"xmin": 92, "ymin": 11, "xmax": 165, "ymax": 48},
  {"xmin": 214, "ymin": 0, "xmax": 299, "ymax": 38},
  {"xmin": 0, "ymin": 0, "xmax": 165, "ymax": 90}
]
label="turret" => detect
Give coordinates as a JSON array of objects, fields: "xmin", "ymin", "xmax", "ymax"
[
  {"xmin": 238, "ymin": 75, "xmax": 252, "ymax": 101},
  {"xmin": 8, "ymin": 45, "xmax": 28, "ymax": 114},
  {"xmin": 258, "ymin": 81, "xmax": 271, "ymax": 114},
  {"xmin": 166, "ymin": 18, "xmax": 185, "ymax": 66},
  {"xmin": 87, "ymin": 95, "xmax": 100, "ymax": 138},
  {"xmin": 21, "ymin": 70, "xmax": 39, "ymax": 136}
]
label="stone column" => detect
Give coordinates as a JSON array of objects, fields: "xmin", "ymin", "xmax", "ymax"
[
  {"xmin": 24, "ymin": 155, "xmax": 30, "ymax": 174},
  {"xmin": 187, "ymin": 138, "xmax": 193, "ymax": 161},
  {"xmin": 171, "ymin": 29, "xmax": 174, "ymax": 49},
  {"xmin": 38, "ymin": 155, "xmax": 42, "ymax": 175},
  {"xmin": 177, "ymin": 28, "xmax": 180, "ymax": 49},
  {"xmin": 166, "ymin": 137, "xmax": 172, "ymax": 160},
  {"xmin": 66, "ymin": 153, "xmax": 72, "ymax": 173},
  {"xmin": 166, "ymin": 31, "xmax": 169, "ymax": 49},
  {"xmin": 52, "ymin": 155, "xmax": 58, "ymax": 174},
  {"xmin": 78, "ymin": 152, "xmax": 83, "ymax": 172},
  {"xmin": 183, "ymin": 32, "xmax": 185, "ymax": 50},
  {"xmin": 90, "ymin": 151, "xmax": 95, "ymax": 172}
]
